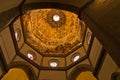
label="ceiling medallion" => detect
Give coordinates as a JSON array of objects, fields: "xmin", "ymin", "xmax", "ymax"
[{"xmin": 47, "ymin": 9, "xmax": 66, "ymax": 28}]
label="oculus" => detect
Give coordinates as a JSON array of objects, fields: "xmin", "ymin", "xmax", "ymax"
[
  {"xmin": 72, "ymin": 52, "xmax": 80, "ymax": 62},
  {"xmin": 22, "ymin": 9, "xmax": 86, "ymax": 56},
  {"xmin": 15, "ymin": 28, "xmax": 21, "ymax": 41},
  {"xmin": 26, "ymin": 51, "xmax": 37, "ymax": 60},
  {"xmin": 86, "ymin": 32, "xmax": 92, "ymax": 45},
  {"xmin": 49, "ymin": 59, "xmax": 59, "ymax": 67},
  {"xmin": 53, "ymin": 15, "xmax": 60, "ymax": 22},
  {"xmin": 47, "ymin": 9, "xmax": 66, "ymax": 28}
]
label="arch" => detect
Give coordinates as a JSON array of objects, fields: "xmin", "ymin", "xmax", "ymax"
[
  {"xmin": 68, "ymin": 64, "xmax": 94, "ymax": 80},
  {"xmin": 8, "ymin": 61, "xmax": 37, "ymax": 80}
]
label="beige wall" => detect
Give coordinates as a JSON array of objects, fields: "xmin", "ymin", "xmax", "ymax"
[
  {"xmin": 83, "ymin": 28, "xmax": 92, "ymax": 51},
  {"xmin": 66, "ymin": 47, "xmax": 86, "ymax": 66},
  {"xmin": 67, "ymin": 59, "xmax": 90, "ymax": 77},
  {"xmin": 13, "ymin": 17, "xmax": 24, "ymax": 49},
  {"xmin": 42, "ymin": 57, "xmax": 65, "ymax": 67},
  {"xmin": 39, "ymin": 70, "xmax": 66, "ymax": 80},
  {"xmin": 0, "ymin": 27, "xmax": 16, "ymax": 64},
  {"xmin": 66, "ymin": 35, "xmax": 102, "ymax": 77},
  {"xmin": 0, "ymin": 0, "xmax": 22, "ymax": 13},
  {"xmin": 89, "ymin": 37, "xmax": 102, "ymax": 68},
  {"xmin": 98, "ymin": 53, "xmax": 118, "ymax": 80},
  {"xmin": 20, "ymin": 43, "xmax": 42, "ymax": 66}
]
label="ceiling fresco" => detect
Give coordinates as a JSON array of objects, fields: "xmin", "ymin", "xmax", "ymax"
[{"xmin": 22, "ymin": 9, "xmax": 86, "ymax": 56}]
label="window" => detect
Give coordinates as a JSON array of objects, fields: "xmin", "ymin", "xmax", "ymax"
[
  {"xmin": 49, "ymin": 59, "xmax": 59, "ymax": 67},
  {"xmin": 15, "ymin": 28, "xmax": 21, "ymax": 41},
  {"xmin": 53, "ymin": 15, "xmax": 60, "ymax": 22},
  {"xmin": 72, "ymin": 52, "xmax": 80, "ymax": 62},
  {"xmin": 26, "ymin": 51, "xmax": 36, "ymax": 60},
  {"xmin": 86, "ymin": 32, "xmax": 92, "ymax": 45}
]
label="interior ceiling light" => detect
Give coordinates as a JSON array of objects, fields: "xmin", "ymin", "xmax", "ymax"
[
  {"xmin": 72, "ymin": 53, "xmax": 80, "ymax": 62},
  {"xmin": 49, "ymin": 59, "xmax": 59, "ymax": 67},
  {"xmin": 53, "ymin": 15, "xmax": 60, "ymax": 22}
]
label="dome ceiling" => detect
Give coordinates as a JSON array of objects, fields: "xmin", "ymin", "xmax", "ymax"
[{"xmin": 22, "ymin": 9, "xmax": 86, "ymax": 56}]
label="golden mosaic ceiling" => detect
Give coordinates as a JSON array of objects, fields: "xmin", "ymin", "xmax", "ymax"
[{"xmin": 22, "ymin": 9, "xmax": 86, "ymax": 56}]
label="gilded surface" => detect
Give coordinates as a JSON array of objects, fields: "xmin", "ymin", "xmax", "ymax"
[{"xmin": 22, "ymin": 9, "xmax": 85, "ymax": 55}]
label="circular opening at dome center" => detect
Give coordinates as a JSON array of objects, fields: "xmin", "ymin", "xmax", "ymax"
[{"xmin": 53, "ymin": 15, "xmax": 60, "ymax": 21}]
